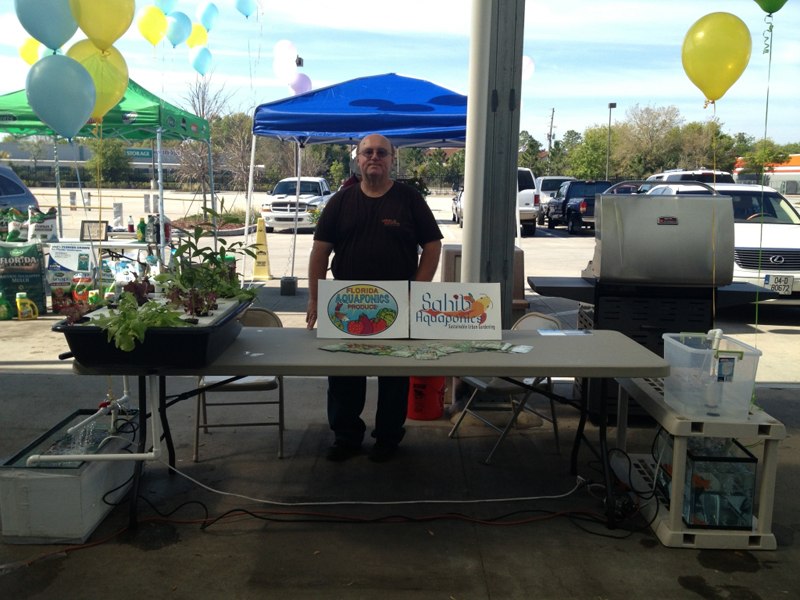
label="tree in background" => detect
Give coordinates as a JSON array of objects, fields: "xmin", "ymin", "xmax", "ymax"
[
  {"xmin": 85, "ymin": 138, "xmax": 130, "ymax": 184},
  {"xmin": 518, "ymin": 131, "xmax": 546, "ymax": 174},
  {"xmin": 568, "ymin": 126, "xmax": 610, "ymax": 179},
  {"xmin": 615, "ymin": 104, "xmax": 683, "ymax": 178},
  {"xmin": 739, "ymin": 139, "xmax": 790, "ymax": 184},
  {"xmin": 213, "ymin": 112, "xmax": 255, "ymax": 193},
  {"xmin": 176, "ymin": 76, "xmax": 231, "ymax": 211},
  {"xmin": 548, "ymin": 129, "xmax": 581, "ymax": 175},
  {"xmin": 19, "ymin": 137, "xmax": 46, "ymax": 184}
]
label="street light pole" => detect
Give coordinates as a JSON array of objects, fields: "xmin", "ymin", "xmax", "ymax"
[{"xmin": 606, "ymin": 102, "xmax": 616, "ymax": 180}]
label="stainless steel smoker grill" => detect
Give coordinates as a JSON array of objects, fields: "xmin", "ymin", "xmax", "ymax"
[{"xmin": 577, "ymin": 189, "xmax": 735, "ymax": 422}]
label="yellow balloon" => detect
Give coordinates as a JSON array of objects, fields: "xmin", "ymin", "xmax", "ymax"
[
  {"xmin": 186, "ymin": 23, "xmax": 209, "ymax": 49},
  {"xmin": 67, "ymin": 39, "xmax": 129, "ymax": 122},
  {"xmin": 137, "ymin": 6, "xmax": 168, "ymax": 46},
  {"xmin": 20, "ymin": 37, "xmax": 41, "ymax": 66},
  {"xmin": 681, "ymin": 12, "xmax": 752, "ymax": 102},
  {"xmin": 69, "ymin": 0, "xmax": 135, "ymax": 51}
]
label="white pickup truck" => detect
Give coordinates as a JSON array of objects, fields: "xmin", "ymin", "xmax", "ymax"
[
  {"xmin": 516, "ymin": 167, "xmax": 539, "ymax": 237},
  {"xmin": 260, "ymin": 177, "xmax": 333, "ymax": 232}
]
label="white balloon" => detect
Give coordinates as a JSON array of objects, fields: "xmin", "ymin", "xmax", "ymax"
[
  {"xmin": 522, "ymin": 55, "xmax": 535, "ymax": 81},
  {"xmin": 273, "ymin": 39, "xmax": 297, "ymax": 63},
  {"xmin": 273, "ymin": 56, "xmax": 297, "ymax": 85}
]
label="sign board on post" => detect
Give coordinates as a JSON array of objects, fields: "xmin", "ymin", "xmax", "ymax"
[
  {"xmin": 126, "ymin": 148, "xmax": 153, "ymax": 160},
  {"xmin": 317, "ymin": 280, "xmax": 409, "ymax": 339},
  {"xmin": 409, "ymin": 282, "xmax": 502, "ymax": 340}
]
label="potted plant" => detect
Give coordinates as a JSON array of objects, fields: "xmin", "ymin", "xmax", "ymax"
[{"xmin": 154, "ymin": 224, "xmax": 258, "ymax": 318}]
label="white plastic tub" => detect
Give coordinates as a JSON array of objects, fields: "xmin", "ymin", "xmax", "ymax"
[{"xmin": 662, "ymin": 333, "xmax": 761, "ymax": 420}]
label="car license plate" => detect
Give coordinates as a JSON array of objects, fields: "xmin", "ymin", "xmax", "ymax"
[{"xmin": 765, "ymin": 274, "xmax": 793, "ymax": 295}]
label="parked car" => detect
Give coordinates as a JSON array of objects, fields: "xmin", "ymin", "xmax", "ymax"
[
  {"xmin": 517, "ymin": 167, "xmax": 539, "ymax": 237},
  {"xmin": 452, "ymin": 188, "xmax": 464, "ymax": 228},
  {"xmin": 260, "ymin": 177, "xmax": 333, "ymax": 232},
  {"xmin": 641, "ymin": 169, "xmax": 734, "ymax": 193},
  {"xmin": 545, "ymin": 180, "xmax": 611, "ymax": 234},
  {"xmin": 0, "ymin": 165, "xmax": 39, "ymax": 212},
  {"xmin": 535, "ymin": 176, "xmax": 576, "ymax": 224},
  {"xmin": 646, "ymin": 182, "xmax": 800, "ymax": 301},
  {"xmin": 450, "ymin": 168, "xmax": 538, "ymax": 235}
]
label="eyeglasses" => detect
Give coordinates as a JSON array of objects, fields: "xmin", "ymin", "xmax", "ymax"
[{"xmin": 359, "ymin": 148, "xmax": 391, "ymax": 159}]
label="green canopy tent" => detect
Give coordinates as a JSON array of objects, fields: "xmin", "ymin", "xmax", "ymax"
[{"xmin": 0, "ymin": 79, "xmax": 213, "ymax": 246}]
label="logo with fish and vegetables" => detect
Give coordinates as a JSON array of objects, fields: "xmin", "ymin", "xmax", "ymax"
[
  {"xmin": 419, "ymin": 292, "xmax": 494, "ymax": 324},
  {"xmin": 326, "ymin": 284, "xmax": 399, "ymax": 336}
]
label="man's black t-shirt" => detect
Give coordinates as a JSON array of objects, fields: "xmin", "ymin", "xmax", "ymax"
[{"xmin": 314, "ymin": 181, "xmax": 443, "ymax": 281}]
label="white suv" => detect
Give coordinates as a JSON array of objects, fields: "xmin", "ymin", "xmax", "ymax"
[
  {"xmin": 646, "ymin": 182, "xmax": 800, "ymax": 301},
  {"xmin": 261, "ymin": 177, "xmax": 333, "ymax": 232}
]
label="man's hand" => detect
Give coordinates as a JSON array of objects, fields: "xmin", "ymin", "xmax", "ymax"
[{"xmin": 306, "ymin": 299, "xmax": 317, "ymax": 329}]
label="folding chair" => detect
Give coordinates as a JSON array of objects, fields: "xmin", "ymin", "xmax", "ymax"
[
  {"xmin": 193, "ymin": 307, "xmax": 285, "ymax": 461},
  {"xmin": 448, "ymin": 311, "xmax": 562, "ymax": 464}
]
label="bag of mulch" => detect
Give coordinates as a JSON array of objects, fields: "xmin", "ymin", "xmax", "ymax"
[
  {"xmin": 28, "ymin": 207, "xmax": 59, "ymax": 242},
  {"xmin": 5, "ymin": 208, "xmax": 28, "ymax": 242}
]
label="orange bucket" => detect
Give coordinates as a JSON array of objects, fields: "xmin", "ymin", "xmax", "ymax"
[{"xmin": 407, "ymin": 376, "xmax": 445, "ymax": 420}]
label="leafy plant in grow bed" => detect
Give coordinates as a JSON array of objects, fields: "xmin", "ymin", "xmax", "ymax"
[
  {"xmin": 155, "ymin": 220, "xmax": 257, "ymax": 317},
  {"xmin": 92, "ymin": 292, "xmax": 189, "ymax": 351}
]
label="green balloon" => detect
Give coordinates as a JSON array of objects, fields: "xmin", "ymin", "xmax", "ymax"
[{"xmin": 754, "ymin": 0, "xmax": 788, "ymax": 14}]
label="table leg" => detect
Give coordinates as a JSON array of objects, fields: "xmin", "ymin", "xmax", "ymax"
[
  {"xmin": 158, "ymin": 376, "xmax": 176, "ymax": 470},
  {"xmin": 128, "ymin": 375, "xmax": 148, "ymax": 530},
  {"xmin": 570, "ymin": 389, "xmax": 588, "ymax": 476},
  {"xmin": 596, "ymin": 380, "xmax": 617, "ymax": 528}
]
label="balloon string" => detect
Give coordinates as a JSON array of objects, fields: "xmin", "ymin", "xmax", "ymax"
[
  {"xmin": 763, "ymin": 16, "xmax": 774, "ymax": 142},
  {"xmin": 762, "ymin": 14, "xmax": 773, "ymax": 55}
]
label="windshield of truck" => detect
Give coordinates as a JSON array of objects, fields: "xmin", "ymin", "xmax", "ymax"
[
  {"xmin": 540, "ymin": 178, "xmax": 571, "ymax": 192},
  {"xmin": 272, "ymin": 181, "xmax": 321, "ymax": 195},
  {"xmin": 570, "ymin": 182, "xmax": 611, "ymax": 197}
]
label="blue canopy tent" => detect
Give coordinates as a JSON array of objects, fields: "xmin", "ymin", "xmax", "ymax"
[
  {"xmin": 246, "ymin": 73, "xmax": 468, "ymax": 282},
  {"xmin": 252, "ymin": 72, "xmax": 467, "ymax": 148}
]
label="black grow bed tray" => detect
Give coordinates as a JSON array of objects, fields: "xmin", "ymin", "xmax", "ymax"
[{"xmin": 53, "ymin": 299, "xmax": 249, "ymax": 369}]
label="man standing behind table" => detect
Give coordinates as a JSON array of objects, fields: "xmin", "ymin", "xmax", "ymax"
[{"xmin": 306, "ymin": 133, "xmax": 443, "ymax": 463}]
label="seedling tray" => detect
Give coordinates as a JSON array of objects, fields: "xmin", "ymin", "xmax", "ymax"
[{"xmin": 53, "ymin": 299, "xmax": 249, "ymax": 369}]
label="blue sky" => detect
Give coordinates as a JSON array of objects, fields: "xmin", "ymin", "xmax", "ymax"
[{"xmin": 1, "ymin": 0, "xmax": 798, "ymax": 145}]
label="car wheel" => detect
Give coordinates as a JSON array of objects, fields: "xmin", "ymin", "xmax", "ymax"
[
  {"xmin": 537, "ymin": 212, "xmax": 545, "ymax": 226},
  {"xmin": 521, "ymin": 223, "xmax": 535, "ymax": 237},
  {"xmin": 458, "ymin": 216, "xmax": 463, "ymax": 229},
  {"xmin": 567, "ymin": 215, "xmax": 580, "ymax": 235},
  {"xmin": 452, "ymin": 211, "xmax": 457, "ymax": 223},
  {"xmin": 547, "ymin": 217, "xmax": 555, "ymax": 229},
  {"xmin": 266, "ymin": 226, "xmax": 274, "ymax": 233}
]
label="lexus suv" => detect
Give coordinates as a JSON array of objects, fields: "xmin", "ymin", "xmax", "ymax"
[
  {"xmin": 260, "ymin": 177, "xmax": 333, "ymax": 232},
  {"xmin": 646, "ymin": 182, "xmax": 800, "ymax": 301}
]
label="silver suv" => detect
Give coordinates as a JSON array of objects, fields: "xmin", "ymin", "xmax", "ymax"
[{"xmin": 260, "ymin": 177, "xmax": 333, "ymax": 232}]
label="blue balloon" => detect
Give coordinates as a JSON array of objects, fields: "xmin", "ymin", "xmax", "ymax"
[
  {"xmin": 166, "ymin": 12, "xmax": 192, "ymax": 48},
  {"xmin": 26, "ymin": 55, "xmax": 95, "ymax": 139},
  {"xmin": 15, "ymin": 0, "xmax": 78, "ymax": 50},
  {"xmin": 197, "ymin": 3, "xmax": 219, "ymax": 32},
  {"xmin": 155, "ymin": 0, "xmax": 177, "ymax": 14},
  {"xmin": 190, "ymin": 47, "xmax": 212, "ymax": 76},
  {"xmin": 236, "ymin": 0, "xmax": 257, "ymax": 18}
]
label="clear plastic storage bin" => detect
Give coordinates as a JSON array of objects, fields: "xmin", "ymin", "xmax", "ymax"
[{"xmin": 662, "ymin": 333, "xmax": 761, "ymax": 420}]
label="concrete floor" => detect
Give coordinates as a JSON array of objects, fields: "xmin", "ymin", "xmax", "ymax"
[{"xmin": 1, "ymin": 259, "xmax": 799, "ymax": 598}]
